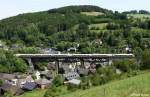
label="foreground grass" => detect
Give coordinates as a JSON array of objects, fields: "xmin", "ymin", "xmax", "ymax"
[
  {"xmin": 16, "ymin": 89, "xmax": 46, "ymax": 97},
  {"xmin": 16, "ymin": 86, "xmax": 69, "ymax": 97},
  {"xmin": 16, "ymin": 71, "xmax": 150, "ymax": 97},
  {"xmin": 61, "ymin": 71, "xmax": 150, "ymax": 97}
]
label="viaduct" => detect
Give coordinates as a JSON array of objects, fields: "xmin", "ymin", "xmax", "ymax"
[{"xmin": 15, "ymin": 54, "xmax": 135, "ymax": 73}]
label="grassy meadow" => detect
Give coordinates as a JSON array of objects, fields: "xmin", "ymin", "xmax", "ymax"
[
  {"xmin": 16, "ymin": 71, "xmax": 150, "ymax": 97},
  {"xmin": 61, "ymin": 71, "xmax": 150, "ymax": 97},
  {"xmin": 16, "ymin": 89, "xmax": 46, "ymax": 97},
  {"xmin": 81, "ymin": 12, "xmax": 104, "ymax": 16},
  {"xmin": 128, "ymin": 14, "xmax": 150, "ymax": 19}
]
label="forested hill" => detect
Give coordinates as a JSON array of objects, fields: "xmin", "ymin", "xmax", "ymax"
[
  {"xmin": 0, "ymin": 5, "xmax": 150, "ymax": 54},
  {"xmin": 48, "ymin": 5, "xmax": 112, "ymax": 14}
]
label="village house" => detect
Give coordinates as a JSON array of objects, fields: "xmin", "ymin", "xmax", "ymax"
[
  {"xmin": 92, "ymin": 39, "xmax": 103, "ymax": 46},
  {"xmin": 17, "ymin": 75, "xmax": 34, "ymax": 88},
  {"xmin": 22, "ymin": 82, "xmax": 37, "ymax": 91},
  {"xmin": 47, "ymin": 62, "xmax": 56, "ymax": 71},
  {"xmin": 67, "ymin": 47, "xmax": 77, "ymax": 52},
  {"xmin": 10, "ymin": 44, "xmax": 24, "ymax": 50},
  {"xmin": 35, "ymin": 70, "xmax": 52, "ymax": 80},
  {"xmin": 0, "ymin": 83, "xmax": 24, "ymax": 96},
  {"xmin": 125, "ymin": 45, "xmax": 132, "ymax": 53},
  {"xmin": 0, "ymin": 73, "xmax": 18, "ymax": 86},
  {"xmin": 40, "ymin": 48, "xmax": 61, "ymax": 54},
  {"xmin": 67, "ymin": 79, "xmax": 81, "ymax": 85},
  {"xmin": 63, "ymin": 71, "xmax": 80, "ymax": 81},
  {"xmin": 88, "ymin": 63, "xmax": 97, "ymax": 73},
  {"xmin": 35, "ymin": 78, "xmax": 52, "ymax": 89},
  {"xmin": 0, "ymin": 72, "xmax": 49, "ymax": 96},
  {"xmin": 76, "ymin": 68, "xmax": 89, "ymax": 76}
]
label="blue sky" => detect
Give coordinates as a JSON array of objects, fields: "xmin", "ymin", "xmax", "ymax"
[{"xmin": 0, "ymin": 0, "xmax": 150, "ymax": 20}]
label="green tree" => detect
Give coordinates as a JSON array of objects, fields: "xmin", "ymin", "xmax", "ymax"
[
  {"xmin": 52, "ymin": 75, "xmax": 64, "ymax": 87},
  {"xmin": 0, "ymin": 49, "xmax": 28, "ymax": 73},
  {"xmin": 0, "ymin": 79, "xmax": 3, "ymax": 86},
  {"xmin": 97, "ymin": 66, "xmax": 117, "ymax": 82},
  {"xmin": 141, "ymin": 50, "xmax": 150, "ymax": 69},
  {"xmin": 90, "ymin": 73, "xmax": 101, "ymax": 86},
  {"xmin": 3, "ymin": 91, "xmax": 13, "ymax": 97},
  {"xmin": 44, "ymin": 85, "xmax": 61, "ymax": 97},
  {"xmin": 113, "ymin": 59, "xmax": 137, "ymax": 72}
]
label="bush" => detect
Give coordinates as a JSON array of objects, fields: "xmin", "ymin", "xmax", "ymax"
[
  {"xmin": 89, "ymin": 73, "xmax": 101, "ymax": 86},
  {"xmin": 141, "ymin": 50, "xmax": 150, "ymax": 69},
  {"xmin": 113, "ymin": 59, "xmax": 137, "ymax": 72},
  {"xmin": 0, "ymin": 50, "xmax": 28, "ymax": 73},
  {"xmin": 44, "ymin": 85, "xmax": 61, "ymax": 97},
  {"xmin": 80, "ymin": 76, "xmax": 91, "ymax": 90},
  {"xmin": 3, "ymin": 91, "xmax": 13, "ymax": 97},
  {"xmin": 97, "ymin": 66, "xmax": 117, "ymax": 82},
  {"xmin": 67, "ymin": 83, "xmax": 78, "ymax": 92},
  {"xmin": 0, "ymin": 79, "xmax": 3, "ymax": 86},
  {"xmin": 52, "ymin": 75, "xmax": 64, "ymax": 87}
]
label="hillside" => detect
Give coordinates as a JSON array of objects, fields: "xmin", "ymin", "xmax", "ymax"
[
  {"xmin": 48, "ymin": 5, "xmax": 112, "ymax": 14},
  {"xmin": 16, "ymin": 71, "xmax": 150, "ymax": 97},
  {"xmin": 0, "ymin": 5, "xmax": 149, "ymax": 97},
  {"xmin": 61, "ymin": 71, "xmax": 150, "ymax": 97},
  {"xmin": 0, "ymin": 5, "xmax": 150, "ymax": 73},
  {"xmin": 0, "ymin": 5, "xmax": 149, "ymax": 54},
  {"xmin": 128, "ymin": 14, "xmax": 150, "ymax": 19}
]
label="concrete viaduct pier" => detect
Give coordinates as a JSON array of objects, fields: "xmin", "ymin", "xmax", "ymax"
[{"xmin": 15, "ymin": 54, "xmax": 135, "ymax": 73}]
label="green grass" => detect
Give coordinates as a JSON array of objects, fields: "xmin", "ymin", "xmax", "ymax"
[
  {"xmin": 16, "ymin": 71, "xmax": 150, "ymax": 97},
  {"xmin": 128, "ymin": 14, "xmax": 150, "ymax": 19},
  {"xmin": 89, "ymin": 23, "xmax": 108, "ymax": 30},
  {"xmin": 61, "ymin": 71, "xmax": 150, "ymax": 97},
  {"xmin": 16, "ymin": 89, "xmax": 46, "ymax": 97},
  {"xmin": 81, "ymin": 12, "xmax": 104, "ymax": 16},
  {"xmin": 16, "ymin": 86, "xmax": 69, "ymax": 97}
]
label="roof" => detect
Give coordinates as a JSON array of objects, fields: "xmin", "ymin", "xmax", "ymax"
[
  {"xmin": 47, "ymin": 63, "xmax": 56, "ymax": 70},
  {"xmin": 25, "ymin": 75, "xmax": 34, "ymax": 82},
  {"xmin": 0, "ymin": 83, "xmax": 24, "ymax": 95},
  {"xmin": 68, "ymin": 79, "xmax": 81, "ymax": 85},
  {"xmin": 77, "ymin": 68, "xmax": 89, "ymax": 75},
  {"xmin": 1, "ymin": 83, "xmax": 14, "ymax": 91},
  {"xmin": 63, "ymin": 72, "xmax": 80, "ymax": 80},
  {"xmin": 0, "ymin": 73, "xmax": 16, "ymax": 80},
  {"xmin": 40, "ymin": 48, "xmax": 60, "ymax": 54},
  {"xmin": 35, "ymin": 79, "xmax": 52, "ymax": 85},
  {"xmin": 22, "ymin": 82, "xmax": 37, "ymax": 91},
  {"xmin": 40, "ymin": 71, "xmax": 48, "ymax": 75}
]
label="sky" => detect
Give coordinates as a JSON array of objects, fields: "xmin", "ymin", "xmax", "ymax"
[{"xmin": 0, "ymin": 0, "xmax": 150, "ymax": 20}]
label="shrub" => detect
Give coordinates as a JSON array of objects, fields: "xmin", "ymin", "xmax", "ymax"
[
  {"xmin": 141, "ymin": 50, "xmax": 150, "ymax": 69},
  {"xmin": 52, "ymin": 75, "xmax": 64, "ymax": 87},
  {"xmin": 89, "ymin": 73, "xmax": 101, "ymax": 86},
  {"xmin": 97, "ymin": 66, "xmax": 117, "ymax": 82},
  {"xmin": 67, "ymin": 83, "xmax": 78, "ymax": 92},
  {"xmin": 0, "ymin": 79, "xmax": 3, "ymax": 86},
  {"xmin": 113, "ymin": 59, "xmax": 137, "ymax": 72},
  {"xmin": 80, "ymin": 76, "xmax": 91, "ymax": 90},
  {"xmin": 44, "ymin": 85, "xmax": 61, "ymax": 97}
]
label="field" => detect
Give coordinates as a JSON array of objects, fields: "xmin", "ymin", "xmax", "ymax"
[
  {"xmin": 128, "ymin": 14, "xmax": 150, "ymax": 19},
  {"xmin": 16, "ymin": 89, "xmax": 46, "ymax": 97},
  {"xmin": 16, "ymin": 86, "xmax": 69, "ymax": 97},
  {"xmin": 16, "ymin": 71, "xmax": 150, "ymax": 97},
  {"xmin": 61, "ymin": 71, "xmax": 150, "ymax": 97},
  {"xmin": 81, "ymin": 12, "xmax": 104, "ymax": 16},
  {"xmin": 89, "ymin": 23, "xmax": 108, "ymax": 30}
]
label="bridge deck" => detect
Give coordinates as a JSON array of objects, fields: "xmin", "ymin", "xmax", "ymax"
[{"xmin": 15, "ymin": 54, "xmax": 134, "ymax": 59}]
